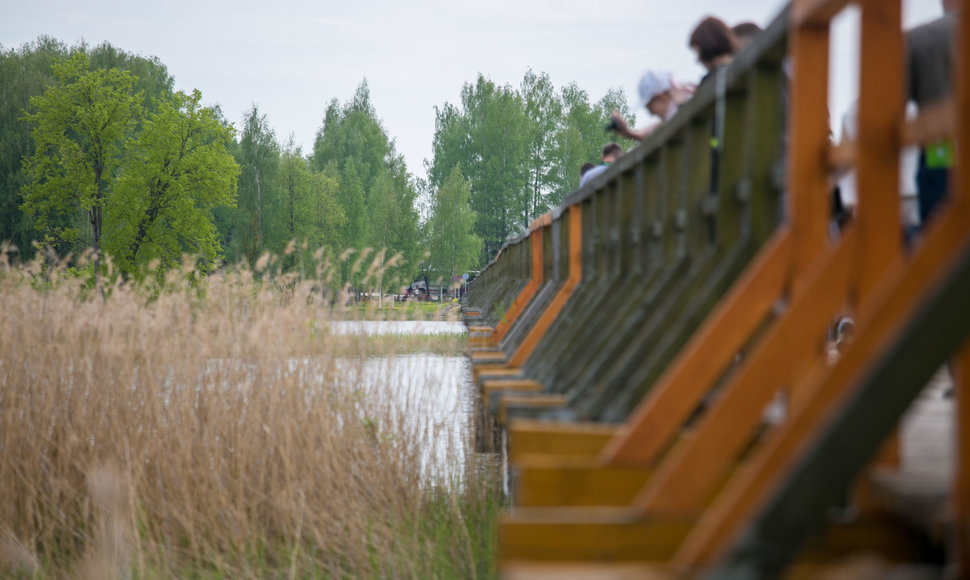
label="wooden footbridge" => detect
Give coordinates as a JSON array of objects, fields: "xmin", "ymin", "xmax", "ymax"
[{"xmin": 462, "ymin": 0, "xmax": 970, "ymax": 577}]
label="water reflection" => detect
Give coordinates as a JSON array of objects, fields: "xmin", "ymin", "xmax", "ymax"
[
  {"xmin": 344, "ymin": 355, "xmax": 475, "ymax": 481},
  {"xmin": 330, "ymin": 320, "xmax": 467, "ymax": 336},
  {"xmin": 330, "ymin": 319, "xmax": 476, "ymax": 482}
]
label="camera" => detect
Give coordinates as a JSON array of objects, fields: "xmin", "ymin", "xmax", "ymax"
[{"xmin": 603, "ymin": 118, "xmax": 619, "ymax": 132}]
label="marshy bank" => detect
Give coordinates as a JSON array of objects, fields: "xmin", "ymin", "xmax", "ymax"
[{"xmin": 0, "ymin": 254, "xmax": 502, "ymax": 579}]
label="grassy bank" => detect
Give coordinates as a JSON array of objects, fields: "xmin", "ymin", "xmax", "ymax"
[
  {"xmin": 0, "ymin": 251, "xmax": 500, "ymax": 579},
  {"xmin": 337, "ymin": 299, "xmax": 461, "ymax": 321}
]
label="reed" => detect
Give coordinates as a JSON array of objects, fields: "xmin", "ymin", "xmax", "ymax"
[{"xmin": 0, "ymin": 246, "xmax": 500, "ymax": 579}]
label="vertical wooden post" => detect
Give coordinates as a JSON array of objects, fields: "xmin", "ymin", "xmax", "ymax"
[
  {"xmin": 507, "ymin": 205, "xmax": 582, "ymax": 368},
  {"xmin": 856, "ymin": 0, "xmax": 904, "ymax": 472},
  {"xmin": 786, "ymin": 9, "xmax": 831, "ymax": 285},
  {"xmin": 952, "ymin": 5, "xmax": 970, "ymax": 576},
  {"xmin": 955, "ymin": 0, "xmax": 970, "ymax": 218},
  {"xmin": 853, "ymin": 0, "xmax": 902, "ymax": 295},
  {"xmin": 491, "ymin": 220, "xmax": 544, "ymax": 342}
]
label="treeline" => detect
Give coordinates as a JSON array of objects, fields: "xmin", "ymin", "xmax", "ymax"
[
  {"xmin": 0, "ymin": 37, "xmax": 633, "ymax": 290},
  {"xmin": 427, "ymin": 71, "xmax": 636, "ymax": 262}
]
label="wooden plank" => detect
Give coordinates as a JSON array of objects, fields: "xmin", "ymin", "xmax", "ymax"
[
  {"xmin": 474, "ymin": 367, "xmax": 521, "ymax": 386},
  {"xmin": 499, "ymin": 394, "xmax": 567, "ymax": 425},
  {"xmin": 786, "ymin": 10, "xmax": 831, "ymax": 282},
  {"xmin": 958, "ymin": 0, "xmax": 970, "ymax": 211},
  {"xmin": 853, "ymin": 0, "xmax": 902, "ymax": 297},
  {"xmin": 950, "ymin": 5, "xmax": 970, "ymax": 575},
  {"xmin": 470, "ymin": 350, "xmax": 507, "ymax": 362},
  {"xmin": 508, "ymin": 420, "xmax": 619, "ymax": 463},
  {"xmin": 502, "ymin": 561, "xmax": 674, "ymax": 580},
  {"xmin": 473, "ymin": 363, "xmax": 512, "ymax": 378},
  {"xmin": 853, "ymin": 0, "xmax": 905, "ymax": 475},
  {"xmin": 492, "ymin": 228, "xmax": 545, "ymax": 342},
  {"xmin": 699, "ymin": 210, "xmax": 970, "ymax": 579},
  {"xmin": 508, "ymin": 204, "xmax": 583, "ymax": 368},
  {"xmin": 678, "ymin": 209, "xmax": 970, "ymax": 570},
  {"xmin": 601, "ymin": 230, "xmax": 791, "ymax": 465},
  {"xmin": 482, "ymin": 379, "xmax": 545, "ymax": 400},
  {"xmin": 635, "ymin": 230, "xmax": 855, "ymax": 517},
  {"xmin": 500, "ymin": 507, "xmax": 693, "ymax": 562},
  {"xmin": 515, "ymin": 459, "xmax": 653, "ymax": 507}
]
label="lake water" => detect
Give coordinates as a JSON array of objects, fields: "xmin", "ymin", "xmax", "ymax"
[
  {"xmin": 331, "ymin": 320, "xmax": 476, "ymax": 481},
  {"xmin": 350, "ymin": 354, "xmax": 475, "ymax": 480}
]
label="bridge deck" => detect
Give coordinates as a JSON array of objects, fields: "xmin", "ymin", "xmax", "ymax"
[{"xmin": 876, "ymin": 367, "xmax": 953, "ymax": 543}]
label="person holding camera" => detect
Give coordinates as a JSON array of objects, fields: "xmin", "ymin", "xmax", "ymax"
[{"xmin": 607, "ymin": 70, "xmax": 693, "ymax": 141}]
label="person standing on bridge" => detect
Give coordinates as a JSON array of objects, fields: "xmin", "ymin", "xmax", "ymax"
[
  {"xmin": 608, "ymin": 70, "xmax": 693, "ymax": 142},
  {"xmin": 732, "ymin": 21, "xmax": 762, "ymax": 51},
  {"xmin": 906, "ymin": 0, "xmax": 960, "ymax": 229},
  {"xmin": 690, "ymin": 16, "xmax": 739, "ymax": 82},
  {"xmin": 579, "ymin": 142, "xmax": 623, "ymax": 188}
]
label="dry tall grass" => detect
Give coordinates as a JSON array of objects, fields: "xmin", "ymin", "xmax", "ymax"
[{"xmin": 0, "ymin": 246, "xmax": 501, "ymax": 579}]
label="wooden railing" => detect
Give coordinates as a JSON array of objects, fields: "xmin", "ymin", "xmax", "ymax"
[{"xmin": 462, "ymin": 0, "xmax": 970, "ymax": 576}]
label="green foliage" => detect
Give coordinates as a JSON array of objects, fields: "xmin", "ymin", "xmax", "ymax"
[
  {"xmin": 0, "ymin": 37, "xmax": 70, "ymax": 257},
  {"xmin": 277, "ymin": 139, "xmax": 345, "ymax": 276},
  {"xmin": 0, "ymin": 38, "xmax": 178, "ymax": 261},
  {"xmin": 428, "ymin": 75, "xmax": 530, "ymax": 263},
  {"xmin": 17, "ymin": 48, "xmax": 238, "ymax": 282},
  {"xmin": 223, "ymin": 104, "xmax": 282, "ymax": 265},
  {"xmin": 427, "ymin": 166, "xmax": 481, "ymax": 295},
  {"xmin": 312, "ymin": 80, "xmax": 420, "ymax": 292},
  {"xmin": 428, "ymin": 70, "xmax": 635, "ymax": 264},
  {"xmin": 521, "ymin": 69, "xmax": 563, "ymax": 221},
  {"xmin": 87, "ymin": 41, "xmax": 175, "ymax": 117},
  {"xmin": 20, "ymin": 51, "xmax": 141, "ymax": 258},
  {"xmin": 104, "ymin": 89, "xmax": 239, "ymax": 276},
  {"xmin": 4, "ymin": 37, "xmax": 631, "ymax": 292}
]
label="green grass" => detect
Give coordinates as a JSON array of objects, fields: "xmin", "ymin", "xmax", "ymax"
[{"xmin": 338, "ymin": 300, "xmax": 459, "ymax": 321}]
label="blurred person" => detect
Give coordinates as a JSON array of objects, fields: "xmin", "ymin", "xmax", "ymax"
[
  {"xmin": 835, "ymin": 101, "xmax": 921, "ymax": 241},
  {"xmin": 689, "ymin": 16, "xmax": 739, "ymax": 81},
  {"xmin": 608, "ymin": 70, "xmax": 694, "ymax": 141},
  {"xmin": 732, "ymin": 21, "xmax": 762, "ymax": 49},
  {"xmin": 579, "ymin": 142, "xmax": 623, "ymax": 188},
  {"xmin": 906, "ymin": 0, "xmax": 960, "ymax": 228}
]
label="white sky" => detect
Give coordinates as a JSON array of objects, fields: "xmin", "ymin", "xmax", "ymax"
[{"xmin": 2, "ymin": 1, "xmax": 943, "ymax": 184}]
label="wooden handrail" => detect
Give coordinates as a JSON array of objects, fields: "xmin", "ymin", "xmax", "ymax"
[{"xmin": 507, "ymin": 204, "xmax": 582, "ymax": 368}]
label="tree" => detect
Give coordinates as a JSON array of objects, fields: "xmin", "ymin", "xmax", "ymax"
[
  {"xmin": 88, "ymin": 41, "xmax": 175, "ymax": 117},
  {"xmin": 521, "ymin": 69, "xmax": 562, "ymax": 221},
  {"xmin": 428, "ymin": 75, "xmax": 530, "ymax": 264},
  {"xmin": 428, "ymin": 71, "xmax": 636, "ymax": 267},
  {"xmin": 104, "ymin": 89, "xmax": 239, "ymax": 275},
  {"xmin": 0, "ymin": 36, "xmax": 69, "ymax": 257},
  {"xmin": 20, "ymin": 50, "xmax": 140, "ymax": 285},
  {"xmin": 428, "ymin": 166, "xmax": 481, "ymax": 298},
  {"xmin": 227, "ymin": 104, "xmax": 281, "ymax": 265},
  {"xmin": 312, "ymin": 80, "xmax": 420, "ymax": 290},
  {"xmin": 277, "ymin": 140, "xmax": 345, "ymax": 275}
]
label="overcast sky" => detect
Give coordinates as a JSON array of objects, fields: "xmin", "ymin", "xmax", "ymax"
[{"xmin": 2, "ymin": 1, "xmax": 943, "ymax": 184}]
